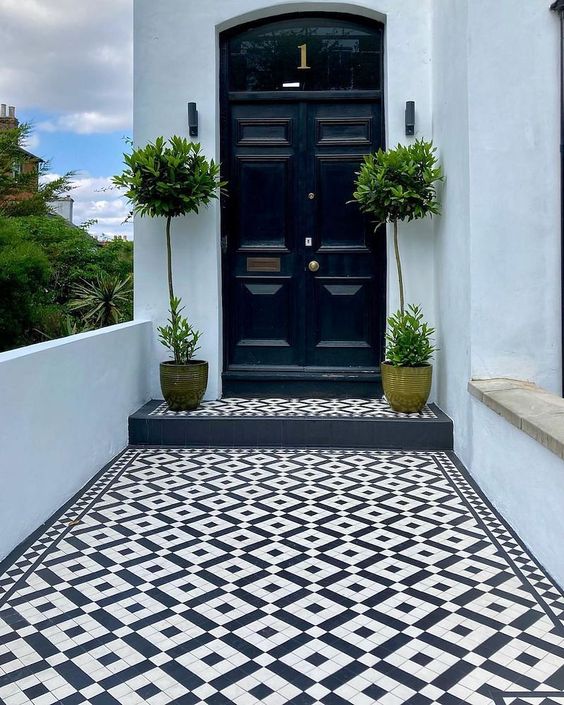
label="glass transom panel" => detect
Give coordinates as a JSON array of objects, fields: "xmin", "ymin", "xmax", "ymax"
[{"xmin": 228, "ymin": 17, "xmax": 383, "ymax": 92}]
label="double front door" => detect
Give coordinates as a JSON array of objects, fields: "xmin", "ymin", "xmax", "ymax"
[{"xmin": 223, "ymin": 99, "xmax": 385, "ymax": 372}]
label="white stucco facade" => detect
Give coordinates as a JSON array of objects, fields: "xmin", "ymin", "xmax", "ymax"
[
  {"xmin": 134, "ymin": 0, "xmax": 562, "ymax": 400},
  {"xmin": 432, "ymin": 0, "xmax": 564, "ymax": 585},
  {"xmin": 134, "ymin": 1, "xmax": 564, "ymax": 580},
  {"xmin": 134, "ymin": 0, "xmax": 435, "ymax": 400},
  {"xmin": 433, "ymin": 0, "xmax": 561, "ymax": 458}
]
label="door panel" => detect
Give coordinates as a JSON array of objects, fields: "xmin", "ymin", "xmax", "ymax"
[
  {"xmin": 314, "ymin": 278, "xmax": 373, "ymax": 349},
  {"xmin": 224, "ymin": 99, "xmax": 384, "ymax": 371},
  {"xmin": 238, "ymin": 278, "xmax": 293, "ymax": 348},
  {"xmin": 236, "ymin": 119, "xmax": 292, "ymax": 146},
  {"xmin": 315, "ymin": 156, "xmax": 367, "ymax": 248},
  {"xmin": 236, "ymin": 156, "xmax": 292, "ymax": 249},
  {"xmin": 315, "ymin": 117, "xmax": 372, "ymax": 146}
]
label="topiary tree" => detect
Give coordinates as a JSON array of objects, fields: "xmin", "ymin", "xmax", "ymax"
[
  {"xmin": 113, "ymin": 136, "xmax": 225, "ymax": 306},
  {"xmin": 352, "ymin": 139, "xmax": 443, "ymax": 312}
]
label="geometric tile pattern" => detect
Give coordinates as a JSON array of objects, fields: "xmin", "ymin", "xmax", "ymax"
[
  {"xmin": 0, "ymin": 448, "xmax": 562, "ymax": 705},
  {"xmin": 149, "ymin": 398, "xmax": 438, "ymax": 418}
]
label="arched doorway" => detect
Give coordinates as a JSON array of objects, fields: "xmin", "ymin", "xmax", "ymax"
[{"xmin": 220, "ymin": 14, "xmax": 386, "ymax": 397}]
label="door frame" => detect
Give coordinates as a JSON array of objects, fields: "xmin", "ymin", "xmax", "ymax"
[{"xmin": 219, "ymin": 12, "xmax": 387, "ymax": 393}]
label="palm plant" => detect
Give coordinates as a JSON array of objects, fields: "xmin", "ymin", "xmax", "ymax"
[{"xmin": 69, "ymin": 274, "xmax": 132, "ymax": 328}]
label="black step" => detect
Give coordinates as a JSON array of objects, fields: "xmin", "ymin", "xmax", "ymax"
[{"xmin": 129, "ymin": 399, "xmax": 453, "ymax": 450}]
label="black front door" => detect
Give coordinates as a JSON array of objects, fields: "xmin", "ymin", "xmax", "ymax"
[{"xmin": 221, "ymin": 15, "xmax": 386, "ymax": 390}]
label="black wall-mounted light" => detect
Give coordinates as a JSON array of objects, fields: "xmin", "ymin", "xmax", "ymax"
[
  {"xmin": 188, "ymin": 102, "xmax": 198, "ymax": 137},
  {"xmin": 405, "ymin": 101, "xmax": 415, "ymax": 136}
]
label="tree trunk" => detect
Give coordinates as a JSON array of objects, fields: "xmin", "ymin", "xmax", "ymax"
[
  {"xmin": 393, "ymin": 220, "xmax": 405, "ymax": 312},
  {"xmin": 165, "ymin": 215, "xmax": 174, "ymax": 303}
]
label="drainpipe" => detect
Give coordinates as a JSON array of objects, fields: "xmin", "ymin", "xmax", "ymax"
[{"xmin": 551, "ymin": 0, "xmax": 564, "ymax": 393}]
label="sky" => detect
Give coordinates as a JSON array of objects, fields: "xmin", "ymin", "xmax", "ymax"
[{"xmin": 0, "ymin": 0, "xmax": 133, "ymax": 239}]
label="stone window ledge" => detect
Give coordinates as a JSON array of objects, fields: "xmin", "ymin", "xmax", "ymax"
[{"xmin": 468, "ymin": 378, "xmax": 564, "ymax": 460}]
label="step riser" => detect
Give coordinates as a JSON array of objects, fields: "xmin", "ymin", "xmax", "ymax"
[{"xmin": 129, "ymin": 417, "xmax": 453, "ymax": 450}]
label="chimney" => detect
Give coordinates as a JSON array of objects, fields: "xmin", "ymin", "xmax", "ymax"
[{"xmin": 0, "ymin": 104, "xmax": 19, "ymax": 131}]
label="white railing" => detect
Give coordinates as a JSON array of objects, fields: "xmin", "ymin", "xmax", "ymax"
[{"xmin": 0, "ymin": 321, "xmax": 152, "ymax": 561}]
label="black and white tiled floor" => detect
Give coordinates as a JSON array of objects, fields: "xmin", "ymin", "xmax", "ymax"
[
  {"xmin": 0, "ymin": 448, "xmax": 562, "ymax": 705},
  {"xmin": 149, "ymin": 398, "xmax": 437, "ymax": 419}
]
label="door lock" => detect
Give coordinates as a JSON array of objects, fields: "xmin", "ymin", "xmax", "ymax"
[{"xmin": 308, "ymin": 192, "xmax": 315, "ymax": 200}]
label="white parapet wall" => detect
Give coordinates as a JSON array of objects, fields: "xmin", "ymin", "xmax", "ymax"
[
  {"xmin": 469, "ymin": 397, "xmax": 564, "ymax": 588},
  {"xmin": 0, "ymin": 321, "xmax": 152, "ymax": 562}
]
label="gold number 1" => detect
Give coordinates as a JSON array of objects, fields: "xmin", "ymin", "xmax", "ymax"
[{"xmin": 298, "ymin": 43, "xmax": 311, "ymax": 70}]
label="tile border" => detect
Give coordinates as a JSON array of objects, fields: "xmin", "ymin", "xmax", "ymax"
[
  {"xmin": 491, "ymin": 692, "xmax": 564, "ymax": 705},
  {"xmin": 0, "ymin": 448, "xmax": 140, "ymax": 606},
  {"xmin": 439, "ymin": 452, "xmax": 564, "ymax": 632}
]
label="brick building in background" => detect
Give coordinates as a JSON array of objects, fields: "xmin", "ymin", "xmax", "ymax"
[
  {"xmin": 0, "ymin": 103, "xmax": 42, "ymax": 191},
  {"xmin": 0, "ymin": 103, "xmax": 73, "ymax": 222}
]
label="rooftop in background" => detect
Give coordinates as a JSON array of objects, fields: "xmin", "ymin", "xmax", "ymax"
[{"xmin": 0, "ymin": 103, "xmax": 42, "ymax": 163}]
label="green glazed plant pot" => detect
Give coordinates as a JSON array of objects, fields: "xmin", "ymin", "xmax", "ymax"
[
  {"xmin": 381, "ymin": 362, "xmax": 432, "ymax": 413},
  {"xmin": 160, "ymin": 360, "xmax": 208, "ymax": 411}
]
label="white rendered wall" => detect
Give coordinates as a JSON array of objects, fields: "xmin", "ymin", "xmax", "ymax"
[
  {"xmin": 432, "ymin": 0, "xmax": 472, "ymax": 457},
  {"xmin": 432, "ymin": 0, "xmax": 564, "ymax": 587},
  {"xmin": 134, "ymin": 0, "xmax": 436, "ymax": 400},
  {"xmin": 0, "ymin": 321, "xmax": 152, "ymax": 561},
  {"xmin": 470, "ymin": 399, "xmax": 564, "ymax": 587},
  {"xmin": 467, "ymin": 0, "xmax": 561, "ymax": 394},
  {"xmin": 433, "ymin": 0, "xmax": 562, "ymax": 462}
]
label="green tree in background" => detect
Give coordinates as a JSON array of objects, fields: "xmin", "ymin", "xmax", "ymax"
[
  {"xmin": 0, "ymin": 216, "xmax": 134, "ymax": 351},
  {"xmin": 13, "ymin": 216, "xmax": 133, "ymax": 303},
  {"xmin": 0, "ymin": 218, "xmax": 51, "ymax": 349},
  {"xmin": 0, "ymin": 123, "xmax": 134, "ymax": 351}
]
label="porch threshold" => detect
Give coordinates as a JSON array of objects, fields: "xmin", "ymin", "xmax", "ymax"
[{"xmin": 222, "ymin": 367, "xmax": 383, "ymax": 398}]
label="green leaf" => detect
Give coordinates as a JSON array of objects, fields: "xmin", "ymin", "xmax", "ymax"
[
  {"xmin": 351, "ymin": 138, "xmax": 443, "ymax": 225},
  {"xmin": 384, "ymin": 304, "xmax": 438, "ymax": 367}
]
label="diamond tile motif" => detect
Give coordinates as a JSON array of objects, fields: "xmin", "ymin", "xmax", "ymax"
[
  {"xmin": 149, "ymin": 397, "xmax": 437, "ymax": 418},
  {"xmin": 0, "ymin": 448, "xmax": 562, "ymax": 705}
]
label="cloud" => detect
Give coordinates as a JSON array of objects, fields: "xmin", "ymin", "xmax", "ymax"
[
  {"xmin": 2, "ymin": 2, "xmax": 133, "ymax": 238},
  {"xmin": 38, "ymin": 112, "xmax": 131, "ymax": 135},
  {"xmin": 23, "ymin": 132, "xmax": 40, "ymax": 151},
  {"xmin": 0, "ymin": 0, "xmax": 132, "ymax": 134},
  {"xmin": 45, "ymin": 173, "xmax": 132, "ymax": 240}
]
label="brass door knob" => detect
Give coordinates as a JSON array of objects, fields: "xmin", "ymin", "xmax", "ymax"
[{"xmin": 308, "ymin": 260, "xmax": 320, "ymax": 272}]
